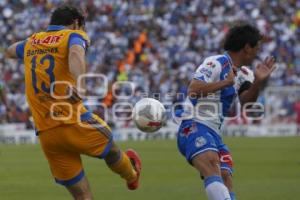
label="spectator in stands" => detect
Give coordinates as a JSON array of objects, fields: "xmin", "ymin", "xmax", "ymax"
[{"xmin": 0, "ymin": 0, "xmax": 300, "ymax": 127}]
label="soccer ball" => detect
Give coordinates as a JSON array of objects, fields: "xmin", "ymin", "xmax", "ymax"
[{"xmin": 132, "ymin": 98, "xmax": 166, "ymax": 133}]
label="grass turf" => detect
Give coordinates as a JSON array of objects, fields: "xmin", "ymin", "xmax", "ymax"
[{"xmin": 0, "ymin": 137, "xmax": 299, "ymax": 200}]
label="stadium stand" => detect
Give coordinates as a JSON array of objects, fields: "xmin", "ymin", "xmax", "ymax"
[{"xmin": 0, "ymin": 0, "xmax": 299, "ymax": 128}]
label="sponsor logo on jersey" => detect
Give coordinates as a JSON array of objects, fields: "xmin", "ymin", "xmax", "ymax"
[
  {"xmin": 31, "ymin": 34, "xmax": 63, "ymax": 45},
  {"xmin": 181, "ymin": 122, "xmax": 197, "ymax": 137},
  {"xmin": 182, "ymin": 126, "xmax": 192, "ymax": 136},
  {"xmin": 200, "ymin": 68, "xmax": 213, "ymax": 78},
  {"xmin": 195, "ymin": 136, "xmax": 207, "ymax": 148},
  {"xmin": 206, "ymin": 61, "xmax": 216, "ymax": 68},
  {"xmin": 196, "ymin": 75, "xmax": 206, "ymax": 82}
]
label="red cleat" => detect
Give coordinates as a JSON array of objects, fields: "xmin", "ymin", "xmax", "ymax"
[{"xmin": 126, "ymin": 149, "xmax": 142, "ymax": 190}]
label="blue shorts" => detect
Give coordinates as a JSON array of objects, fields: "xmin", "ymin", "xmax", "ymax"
[{"xmin": 177, "ymin": 120, "xmax": 233, "ymax": 174}]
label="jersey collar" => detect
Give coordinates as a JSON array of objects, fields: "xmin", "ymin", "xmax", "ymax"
[{"xmin": 47, "ymin": 25, "xmax": 66, "ymax": 31}]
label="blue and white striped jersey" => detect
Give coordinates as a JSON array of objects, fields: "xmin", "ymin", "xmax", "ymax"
[{"xmin": 177, "ymin": 53, "xmax": 254, "ymax": 134}]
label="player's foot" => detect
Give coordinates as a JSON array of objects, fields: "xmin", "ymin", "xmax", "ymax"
[{"xmin": 126, "ymin": 149, "xmax": 142, "ymax": 190}]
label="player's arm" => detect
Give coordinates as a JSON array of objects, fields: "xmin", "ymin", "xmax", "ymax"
[
  {"xmin": 68, "ymin": 44, "xmax": 86, "ymax": 98},
  {"xmin": 5, "ymin": 41, "xmax": 25, "ymax": 59},
  {"xmin": 188, "ymin": 72, "xmax": 234, "ymax": 97},
  {"xmin": 188, "ymin": 60, "xmax": 235, "ymax": 97},
  {"xmin": 238, "ymin": 80, "xmax": 261, "ymax": 106},
  {"xmin": 239, "ymin": 57, "xmax": 276, "ymax": 105}
]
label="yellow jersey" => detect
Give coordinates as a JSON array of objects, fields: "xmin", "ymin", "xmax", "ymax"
[{"xmin": 17, "ymin": 25, "xmax": 90, "ymax": 132}]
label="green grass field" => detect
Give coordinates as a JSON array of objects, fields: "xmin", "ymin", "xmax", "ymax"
[{"xmin": 0, "ymin": 137, "xmax": 300, "ymax": 200}]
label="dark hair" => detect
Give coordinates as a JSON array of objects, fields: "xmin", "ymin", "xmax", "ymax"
[
  {"xmin": 224, "ymin": 24, "xmax": 262, "ymax": 52},
  {"xmin": 50, "ymin": 5, "xmax": 85, "ymax": 27}
]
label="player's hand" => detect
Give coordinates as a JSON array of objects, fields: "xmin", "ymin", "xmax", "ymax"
[
  {"xmin": 255, "ymin": 56, "xmax": 276, "ymax": 82},
  {"xmin": 225, "ymin": 68, "xmax": 235, "ymax": 86}
]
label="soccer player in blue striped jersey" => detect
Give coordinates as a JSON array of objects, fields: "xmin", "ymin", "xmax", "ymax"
[{"xmin": 176, "ymin": 24, "xmax": 276, "ymax": 200}]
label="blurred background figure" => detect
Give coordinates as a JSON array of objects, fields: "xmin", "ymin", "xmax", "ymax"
[{"xmin": 0, "ymin": 0, "xmax": 300, "ymax": 128}]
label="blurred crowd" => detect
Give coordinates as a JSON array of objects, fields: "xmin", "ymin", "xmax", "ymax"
[{"xmin": 0, "ymin": 0, "xmax": 300, "ymax": 128}]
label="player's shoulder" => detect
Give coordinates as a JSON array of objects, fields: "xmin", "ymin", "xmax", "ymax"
[
  {"xmin": 193, "ymin": 55, "xmax": 224, "ymax": 81},
  {"xmin": 204, "ymin": 54, "xmax": 230, "ymax": 66},
  {"xmin": 199, "ymin": 54, "xmax": 228, "ymax": 70},
  {"xmin": 67, "ymin": 30, "xmax": 89, "ymax": 40},
  {"xmin": 65, "ymin": 30, "xmax": 90, "ymax": 49}
]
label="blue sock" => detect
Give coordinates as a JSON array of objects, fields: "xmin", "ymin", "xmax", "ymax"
[{"xmin": 230, "ymin": 192, "xmax": 236, "ymax": 200}]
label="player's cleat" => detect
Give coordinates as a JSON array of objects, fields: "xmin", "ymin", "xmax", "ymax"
[{"xmin": 126, "ymin": 149, "xmax": 142, "ymax": 190}]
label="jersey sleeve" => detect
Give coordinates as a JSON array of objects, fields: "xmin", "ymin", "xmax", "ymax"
[
  {"xmin": 16, "ymin": 40, "xmax": 26, "ymax": 59},
  {"xmin": 68, "ymin": 30, "xmax": 90, "ymax": 51},
  {"xmin": 193, "ymin": 57, "xmax": 222, "ymax": 83},
  {"xmin": 69, "ymin": 35, "xmax": 87, "ymax": 49}
]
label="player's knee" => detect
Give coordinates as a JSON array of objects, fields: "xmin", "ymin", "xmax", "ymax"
[
  {"xmin": 192, "ymin": 152, "xmax": 220, "ymax": 177},
  {"xmin": 104, "ymin": 143, "xmax": 121, "ymax": 165}
]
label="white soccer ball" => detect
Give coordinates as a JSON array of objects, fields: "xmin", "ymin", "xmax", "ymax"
[{"xmin": 132, "ymin": 98, "xmax": 167, "ymax": 133}]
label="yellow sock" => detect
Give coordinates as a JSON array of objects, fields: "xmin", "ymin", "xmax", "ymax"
[{"xmin": 108, "ymin": 152, "xmax": 137, "ymax": 183}]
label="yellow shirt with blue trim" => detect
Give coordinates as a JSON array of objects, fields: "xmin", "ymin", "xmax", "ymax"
[{"xmin": 16, "ymin": 25, "xmax": 90, "ymax": 132}]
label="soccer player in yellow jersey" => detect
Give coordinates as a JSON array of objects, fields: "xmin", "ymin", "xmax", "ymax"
[{"xmin": 5, "ymin": 5, "xmax": 141, "ymax": 200}]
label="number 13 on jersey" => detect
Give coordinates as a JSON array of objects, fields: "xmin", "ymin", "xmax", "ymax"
[{"xmin": 31, "ymin": 54, "xmax": 56, "ymax": 94}]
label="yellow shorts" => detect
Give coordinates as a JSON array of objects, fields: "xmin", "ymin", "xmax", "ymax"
[{"xmin": 39, "ymin": 112, "xmax": 112, "ymax": 186}]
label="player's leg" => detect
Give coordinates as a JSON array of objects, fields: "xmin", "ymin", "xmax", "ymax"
[
  {"xmin": 192, "ymin": 151, "xmax": 231, "ymax": 200},
  {"xmin": 39, "ymin": 126, "xmax": 93, "ymax": 199},
  {"xmin": 66, "ymin": 176, "xmax": 93, "ymax": 200},
  {"xmin": 177, "ymin": 121, "xmax": 231, "ymax": 200},
  {"xmin": 104, "ymin": 142, "xmax": 141, "ymax": 190},
  {"xmin": 79, "ymin": 113, "xmax": 141, "ymax": 190},
  {"xmin": 221, "ymin": 170, "xmax": 234, "ymax": 199},
  {"xmin": 219, "ymin": 145, "xmax": 235, "ymax": 200},
  {"xmin": 192, "ymin": 151, "xmax": 220, "ymax": 177}
]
